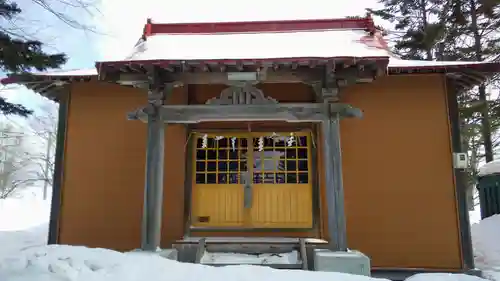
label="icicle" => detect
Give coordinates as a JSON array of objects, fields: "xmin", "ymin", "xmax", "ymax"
[
  {"xmin": 201, "ymin": 134, "xmax": 208, "ymax": 148},
  {"xmin": 258, "ymin": 136, "xmax": 264, "ymax": 152},
  {"xmin": 287, "ymin": 133, "xmax": 295, "ymax": 147},
  {"xmin": 231, "ymin": 137, "xmax": 237, "ymax": 151}
]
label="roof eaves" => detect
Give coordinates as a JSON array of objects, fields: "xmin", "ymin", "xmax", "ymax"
[
  {"xmin": 388, "ymin": 61, "xmax": 500, "ymax": 74},
  {"xmin": 387, "ymin": 61, "xmax": 500, "ymax": 92},
  {"xmin": 1, "ymin": 72, "xmax": 97, "ymax": 86}
]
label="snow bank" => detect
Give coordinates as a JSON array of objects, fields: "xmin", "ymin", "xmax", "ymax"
[
  {"xmin": 200, "ymin": 251, "xmax": 298, "ymax": 265},
  {"xmin": 0, "ymin": 245, "xmax": 390, "ymax": 281},
  {"xmin": 0, "ymin": 195, "xmax": 50, "ymax": 257},
  {"xmin": 0, "ymin": 196, "xmax": 51, "ymax": 231},
  {"xmin": 470, "ymin": 207, "xmax": 482, "ymax": 225},
  {"xmin": 478, "ymin": 160, "xmax": 500, "ymax": 177},
  {"xmin": 0, "ymin": 223, "xmax": 48, "ymax": 257},
  {"xmin": 0, "ymin": 245, "xmax": 494, "ymax": 281},
  {"xmin": 471, "ymin": 214, "xmax": 500, "ymax": 280},
  {"xmin": 407, "ymin": 273, "xmax": 486, "ymax": 281}
]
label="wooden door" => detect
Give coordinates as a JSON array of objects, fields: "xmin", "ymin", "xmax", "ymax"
[
  {"xmin": 190, "ymin": 132, "xmax": 313, "ymax": 229},
  {"xmin": 249, "ymin": 132, "xmax": 313, "ymax": 228},
  {"xmin": 191, "ymin": 134, "xmax": 248, "ymax": 227}
]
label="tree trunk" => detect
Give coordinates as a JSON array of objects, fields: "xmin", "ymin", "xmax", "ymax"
[
  {"xmin": 470, "ymin": 0, "xmax": 494, "ymax": 162},
  {"xmin": 420, "ymin": 0, "xmax": 433, "ymax": 60},
  {"xmin": 42, "ymin": 133, "xmax": 53, "ymax": 200},
  {"xmin": 478, "ymin": 85, "xmax": 494, "ymax": 162}
]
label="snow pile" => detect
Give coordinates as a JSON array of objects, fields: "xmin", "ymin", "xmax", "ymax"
[
  {"xmin": 0, "ymin": 195, "xmax": 50, "ymax": 257},
  {"xmin": 472, "ymin": 160, "xmax": 500, "ymax": 280},
  {"xmin": 471, "ymin": 214, "xmax": 500, "ymax": 280},
  {"xmin": 200, "ymin": 250, "xmax": 298, "ymax": 265},
  {"xmin": 407, "ymin": 274, "xmax": 486, "ymax": 281},
  {"xmin": 470, "ymin": 207, "xmax": 482, "ymax": 224},
  {"xmin": 0, "ymin": 223, "xmax": 48, "ymax": 256},
  {"xmin": 0, "ymin": 245, "xmax": 389, "ymax": 281},
  {"xmin": 0, "ymin": 245, "xmax": 495, "ymax": 281},
  {"xmin": 478, "ymin": 160, "xmax": 500, "ymax": 176},
  {"xmin": 0, "ymin": 196, "xmax": 50, "ymax": 231}
]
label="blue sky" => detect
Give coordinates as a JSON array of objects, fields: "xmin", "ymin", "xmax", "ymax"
[
  {"xmin": 0, "ymin": 0, "xmax": 101, "ymax": 111},
  {"xmin": 1, "ymin": 0, "xmax": 381, "ymax": 112}
]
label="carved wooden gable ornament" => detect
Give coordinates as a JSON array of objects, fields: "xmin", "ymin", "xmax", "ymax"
[{"xmin": 206, "ymin": 84, "xmax": 278, "ymax": 105}]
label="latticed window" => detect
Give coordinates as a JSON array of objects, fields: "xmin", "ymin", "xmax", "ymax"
[
  {"xmin": 194, "ymin": 133, "xmax": 310, "ymax": 185},
  {"xmin": 195, "ymin": 137, "xmax": 248, "ymax": 184}
]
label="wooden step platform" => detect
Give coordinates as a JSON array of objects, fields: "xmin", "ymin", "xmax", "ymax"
[{"xmin": 173, "ymin": 237, "xmax": 327, "ymax": 270}]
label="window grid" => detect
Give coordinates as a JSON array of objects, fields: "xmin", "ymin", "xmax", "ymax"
[
  {"xmin": 251, "ymin": 137, "xmax": 309, "ymax": 184},
  {"xmin": 194, "ymin": 133, "xmax": 310, "ymax": 184},
  {"xmin": 195, "ymin": 137, "xmax": 248, "ymax": 184}
]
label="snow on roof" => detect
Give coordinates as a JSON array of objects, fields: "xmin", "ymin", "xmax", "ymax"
[
  {"xmin": 478, "ymin": 160, "xmax": 500, "ymax": 176},
  {"xmin": 121, "ymin": 29, "xmax": 389, "ymax": 62},
  {"xmin": 25, "ymin": 68, "xmax": 98, "ymax": 76},
  {"xmin": 388, "ymin": 57, "xmax": 498, "ymax": 68},
  {"xmin": 0, "ymin": 68, "xmax": 97, "ymax": 85}
]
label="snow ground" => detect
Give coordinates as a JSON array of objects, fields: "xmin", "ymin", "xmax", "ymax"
[
  {"xmin": 0, "ymin": 193, "xmax": 499, "ymax": 281},
  {"xmin": 471, "ymin": 214, "xmax": 500, "ymax": 281},
  {"xmin": 0, "ymin": 245, "xmax": 491, "ymax": 281},
  {"xmin": 0, "ymin": 190, "xmax": 51, "ymax": 231},
  {"xmin": 0, "ymin": 191, "xmax": 51, "ymax": 256}
]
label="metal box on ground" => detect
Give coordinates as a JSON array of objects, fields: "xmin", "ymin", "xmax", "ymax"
[{"xmin": 313, "ymin": 249, "xmax": 371, "ymax": 276}]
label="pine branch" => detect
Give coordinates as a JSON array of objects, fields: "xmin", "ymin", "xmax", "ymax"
[{"xmin": 0, "ymin": 96, "xmax": 32, "ymax": 116}]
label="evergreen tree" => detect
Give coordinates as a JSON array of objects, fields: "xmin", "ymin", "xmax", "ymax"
[
  {"xmin": 447, "ymin": 0, "xmax": 500, "ymax": 163},
  {"xmin": 368, "ymin": 0, "xmax": 450, "ymax": 60},
  {"xmin": 0, "ymin": 0, "xmax": 67, "ymax": 116}
]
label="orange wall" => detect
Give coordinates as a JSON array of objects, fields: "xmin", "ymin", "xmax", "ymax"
[
  {"xmin": 56, "ymin": 75, "xmax": 462, "ymax": 270},
  {"xmin": 58, "ymin": 82, "xmax": 187, "ymax": 250},
  {"xmin": 337, "ymin": 74, "xmax": 461, "ymax": 269}
]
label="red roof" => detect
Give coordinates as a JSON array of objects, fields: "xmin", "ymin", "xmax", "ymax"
[{"xmin": 142, "ymin": 16, "xmax": 376, "ymax": 37}]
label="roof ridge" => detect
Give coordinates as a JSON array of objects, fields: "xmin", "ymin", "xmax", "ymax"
[{"xmin": 142, "ymin": 14, "xmax": 376, "ymax": 37}]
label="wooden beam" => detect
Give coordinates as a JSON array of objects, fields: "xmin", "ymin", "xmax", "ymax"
[
  {"xmin": 118, "ymin": 69, "xmax": 324, "ymax": 85},
  {"xmin": 163, "ymin": 103, "xmax": 326, "ymax": 123},
  {"xmin": 335, "ymin": 65, "xmax": 377, "ymax": 87},
  {"xmin": 128, "ymin": 103, "xmax": 362, "ymax": 123},
  {"xmin": 112, "ymin": 63, "xmax": 379, "ymax": 86}
]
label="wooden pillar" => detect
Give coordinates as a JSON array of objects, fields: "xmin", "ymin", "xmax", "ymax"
[
  {"xmin": 322, "ymin": 109, "xmax": 348, "ymax": 251},
  {"xmin": 141, "ymin": 73, "xmax": 169, "ymax": 251},
  {"xmin": 48, "ymin": 86, "xmax": 71, "ymax": 244},
  {"xmin": 316, "ymin": 67, "xmax": 349, "ymax": 252}
]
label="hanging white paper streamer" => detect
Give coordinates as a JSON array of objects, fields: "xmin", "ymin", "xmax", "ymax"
[
  {"xmin": 231, "ymin": 137, "xmax": 237, "ymax": 151},
  {"xmin": 270, "ymin": 132, "xmax": 279, "ymax": 143},
  {"xmin": 287, "ymin": 133, "xmax": 295, "ymax": 147},
  {"xmin": 258, "ymin": 136, "xmax": 264, "ymax": 151},
  {"xmin": 202, "ymin": 134, "xmax": 208, "ymax": 148}
]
